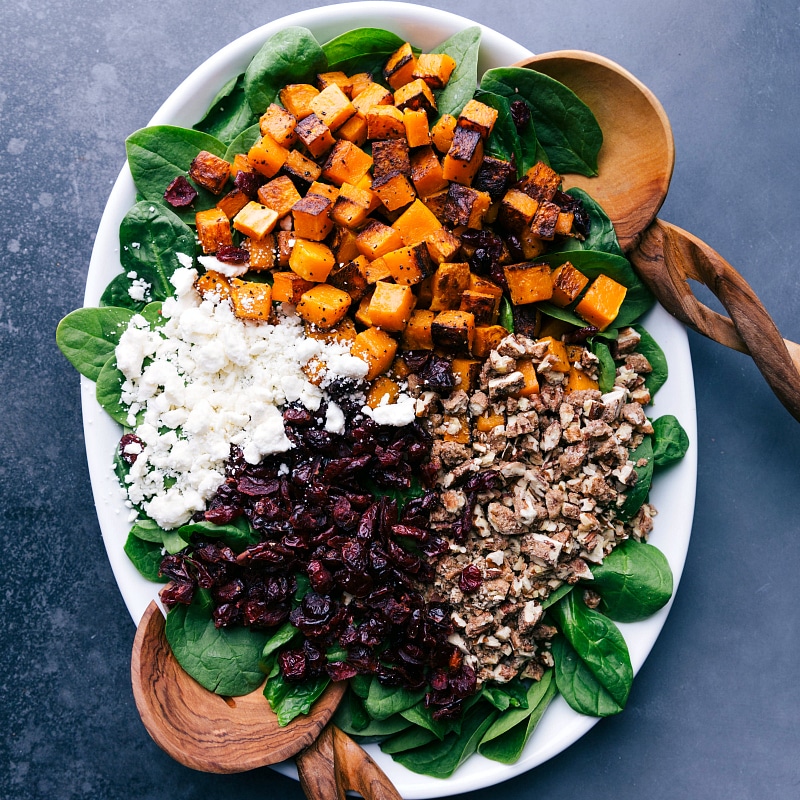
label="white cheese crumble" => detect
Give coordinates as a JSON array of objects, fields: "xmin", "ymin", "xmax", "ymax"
[
  {"xmin": 197, "ymin": 254, "xmax": 248, "ymax": 278},
  {"xmin": 361, "ymin": 393, "xmax": 416, "ymax": 427},
  {"xmin": 115, "ymin": 267, "xmax": 367, "ymax": 529}
]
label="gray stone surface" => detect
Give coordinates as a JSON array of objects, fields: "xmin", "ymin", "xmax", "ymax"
[{"xmin": 1, "ymin": 0, "xmax": 798, "ymax": 798}]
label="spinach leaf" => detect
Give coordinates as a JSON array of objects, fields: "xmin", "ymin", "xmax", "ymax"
[
  {"xmin": 475, "ymin": 90, "xmax": 520, "ymax": 167},
  {"xmin": 652, "ymin": 414, "xmax": 689, "ymax": 467},
  {"xmin": 128, "ymin": 518, "xmax": 189, "ymax": 555},
  {"xmin": 480, "ymin": 67, "xmax": 602, "ymax": 176},
  {"xmin": 123, "ymin": 531, "xmax": 167, "ymax": 582},
  {"xmin": 99, "ymin": 273, "xmax": 148, "ymax": 312},
  {"xmin": 393, "ymin": 702, "xmax": 497, "ymax": 778},
  {"xmin": 322, "ymin": 28, "xmax": 407, "ymax": 77},
  {"xmin": 498, "ymin": 295, "xmax": 514, "ymax": 332},
  {"xmin": 617, "ymin": 434, "xmax": 654, "ymax": 521},
  {"xmin": 535, "ymin": 249, "xmax": 655, "ymax": 328},
  {"xmin": 631, "ymin": 324, "xmax": 669, "ymax": 397},
  {"xmin": 264, "ymin": 671, "xmax": 330, "ymax": 727},
  {"xmin": 400, "ymin": 699, "xmax": 456, "ymax": 740},
  {"xmin": 244, "ymin": 27, "xmax": 327, "ymax": 115},
  {"xmin": 343, "ymin": 712, "xmax": 412, "ymax": 740},
  {"xmin": 118, "ymin": 201, "xmax": 197, "ymax": 302},
  {"xmin": 591, "ymin": 340, "xmax": 616, "ymax": 393},
  {"xmin": 551, "ymin": 634, "xmax": 623, "ymax": 716},
  {"xmin": 541, "ymin": 582, "xmax": 573, "ymax": 610},
  {"xmin": 140, "ymin": 301, "xmax": 165, "ymax": 328},
  {"xmin": 432, "ymin": 27, "xmax": 482, "ymax": 119},
  {"xmin": 350, "ymin": 673, "xmax": 372, "ymax": 699},
  {"xmin": 194, "ymin": 73, "xmax": 257, "ymax": 145},
  {"xmin": 555, "ymin": 591, "xmax": 632, "ymax": 709},
  {"xmin": 176, "ymin": 517, "xmax": 260, "ymax": 551},
  {"xmin": 165, "ymin": 589, "xmax": 270, "ymax": 696},
  {"xmin": 481, "ymin": 679, "xmax": 529, "ymax": 713},
  {"xmin": 590, "ymin": 539, "xmax": 673, "ymax": 622},
  {"xmin": 364, "ymin": 679, "xmax": 425, "ymax": 721},
  {"xmin": 333, "ymin": 690, "xmax": 371, "ymax": 733},
  {"xmin": 56, "ymin": 307, "xmax": 135, "ymax": 381},
  {"xmin": 560, "ymin": 188, "xmax": 624, "ymax": 257},
  {"xmin": 125, "ymin": 126, "xmax": 227, "ymax": 220},
  {"xmin": 380, "ymin": 725, "xmax": 438, "ymax": 754},
  {"xmin": 478, "ymin": 671, "xmax": 557, "ymax": 763},
  {"xmin": 223, "ymin": 122, "xmax": 262, "ymax": 162},
  {"xmin": 95, "ymin": 355, "xmax": 130, "ymax": 426},
  {"xmin": 260, "ymin": 621, "xmax": 301, "ymax": 670}
]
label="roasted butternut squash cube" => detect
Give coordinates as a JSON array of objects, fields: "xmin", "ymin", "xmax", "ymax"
[
  {"xmin": 282, "ymin": 149, "xmax": 322, "ymax": 191},
  {"xmin": 331, "ymin": 182, "xmax": 374, "ymax": 228},
  {"xmin": 413, "ymin": 53, "xmax": 456, "ymax": 89},
  {"xmin": 504, "ymin": 262, "xmax": 554, "ymax": 305},
  {"xmin": 392, "ymin": 199, "xmax": 443, "ymax": 246},
  {"xmin": 468, "ymin": 274, "xmax": 503, "ymax": 300},
  {"xmin": 472, "ymin": 324, "xmax": 509, "ymax": 358},
  {"xmin": 373, "ymin": 138, "xmax": 411, "ymax": 177},
  {"xmin": 363, "ymin": 256, "xmax": 393, "ymax": 284},
  {"xmin": 574, "ymin": 274, "xmax": 628, "ymax": 330},
  {"xmin": 366, "ymin": 105, "xmax": 406, "ymax": 140},
  {"xmin": 307, "ymin": 181, "xmax": 339, "ymax": 203},
  {"xmin": 279, "ymin": 83, "xmax": 319, "ymax": 119},
  {"xmin": 348, "ymin": 72, "xmax": 373, "ymax": 99},
  {"xmin": 366, "ymin": 376, "xmax": 400, "ymax": 408},
  {"xmin": 355, "ymin": 293, "xmax": 373, "ymax": 327},
  {"xmin": 351, "ymin": 82, "xmax": 393, "ymax": 115},
  {"xmin": 512, "ymin": 305, "xmax": 542, "ymax": 339},
  {"xmin": 271, "ymin": 271, "xmax": 315, "ymax": 304},
  {"xmin": 257, "ymin": 175, "xmax": 302, "ymax": 218},
  {"xmin": 373, "ymin": 172, "xmax": 416, "ymax": 212},
  {"xmin": 518, "ymin": 161, "xmax": 561, "ymax": 202},
  {"xmin": 368, "ymin": 281, "xmax": 416, "ymax": 332},
  {"xmin": 473, "ymin": 156, "xmax": 516, "ymax": 202},
  {"xmin": 336, "ymin": 113, "xmax": 368, "ymax": 146},
  {"xmin": 248, "ymin": 134, "xmax": 289, "ymax": 179},
  {"xmin": 555, "ymin": 211, "xmax": 575, "ymax": 236},
  {"xmin": 351, "ymin": 327, "xmax": 398, "ymax": 380},
  {"xmin": 539, "ymin": 316, "xmax": 574, "ymax": 341},
  {"xmin": 498, "ymin": 189, "xmax": 540, "ymax": 233},
  {"xmin": 409, "ymin": 146, "xmax": 448, "ymax": 197},
  {"xmin": 216, "ymin": 187, "xmax": 251, "ymax": 219},
  {"xmin": 537, "ymin": 336, "xmax": 571, "ymax": 373},
  {"xmin": 230, "ymin": 153, "xmax": 253, "ymax": 178},
  {"xmin": 195, "ymin": 271, "xmax": 231, "ymax": 301},
  {"xmin": 431, "ymin": 114, "xmax": 457, "ymax": 153},
  {"xmin": 415, "ymin": 274, "xmax": 434, "ymax": 309},
  {"xmin": 356, "ymin": 220, "xmax": 404, "ymax": 260},
  {"xmin": 531, "ymin": 200, "xmax": 561, "ymax": 240},
  {"xmin": 196, "ymin": 208, "xmax": 232, "ymax": 254},
  {"xmin": 451, "ymin": 358, "xmax": 481, "ymax": 392},
  {"xmin": 316, "ymin": 71, "xmax": 352, "ymax": 94},
  {"xmin": 442, "ymin": 127, "xmax": 484, "ymax": 186},
  {"xmin": 277, "ymin": 230, "xmax": 294, "ymax": 267},
  {"xmin": 295, "ymin": 113, "xmax": 336, "ymax": 158},
  {"xmin": 421, "ymin": 189, "xmax": 450, "ymax": 224},
  {"xmin": 443, "ymin": 415, "xmax": 470, "ymax": 444},
  {"xmin": 431, "ymin": 310, "xmax": 475, "ymax": 351},
  {"xmin": 429, "ymin": 261, "xmax": 471, "ymax": 311},
  {"xmin": 459, "ymin": 290, "xmax": 499, "ymax": 326},
  {"xmin": 566, "ymin": 365, "xmax": 600, "ymax": 392},
  {"xmin": 305, "ymin": 316, "xmax": 357, "ymax": 344},
  {"xmin": 309, "ymin": 83, "xmax": 355, "ymax": 131},
  {"xmin": 423, "ymin": 228, "xmax": 461, "ymax": 264},
  {"xmin": 476, "ymin": 411, "xmax": 505, "ymax": 432},
  {"xmin": 296, "ymin": 284, "xmax": 352, "ymax": 330},
  {"xmin": 394, "ymin": 78, "xmax": 437, "ymax": 115},
  {"xmin": 322, "ymin": 140, "xmax": 373, "ymax": 186},
  {"xmin": 242, "ymin": 234, "xmax": 275, "ymax": 270},
  {"xmin": 457, "ymin": 99, "xmax": 499, "ymax": 140},
  {"xmin": 229, "ymin": 278, "xmax": 272, "ymax": 321},
  {"xmin": 519, "ymin": 226, "xmax": 548, "ymax": 260},
  {"xmin": 189, "ymin": 150, "xmax": 231, "ymax": 195},
  {"xmin": 551, "ymin": 261, "xmax": 589, "ymax": 307},
  {"xmin": 355, "ymin": 174, "xmax": 383, "ymax": 213},
  {"xmin": 328, "ymin": 255, "xmax": 370, "ymax": 301},
  {"xmin": 259, "ymin": 103, "xmax": 298, "ymax": 147},
  {"xmin": 401, "ymin": 309, "xmax": 435, "ymax": 350},
  {"xmin": 513, "ymin": 358, "xmax": 540, "ymax": 397},
  {"xmin": 402, "ymin": 108, "xmax": 431, "ymax": 147},
  {"xmin": 382, "ymin": 243, "xmax": 434, "ymax": 286},
  {"xmin": 289, "ymin": 238, "xmax": 335, "ymax": 282},
  {"xmin": 291, "ymin": 194, "xmax": 334, "ymax": 241},
  {"xmin": 443, "ymin": 183, "xmax": 492, "ymax": 228},
  {"xmin": 383, "ymin": 42, "xmax": 418, "ymax": 90},
  {"xmin": 331, "ymin": 227, "xmax": 361, "ymax": 264}
]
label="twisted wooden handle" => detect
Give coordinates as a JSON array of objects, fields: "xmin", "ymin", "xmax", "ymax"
[
  {"xmin": 297, "ymin": 725, "xmax": 403, "ymax": 800},
  {"xmin": 631, "ymin": 219, "xmax": 800, "ymax": 420}
]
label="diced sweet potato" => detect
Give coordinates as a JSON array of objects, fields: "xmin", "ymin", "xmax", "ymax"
[
  {"xmin": 277, "ymin": 230, "xmax": 294, "ymax": 267},
  {"xmin": 316, "ymin": 71, "xmax": 352, "ymax": 94},
  {"xmin": 331, "ymin": 181, "xmax": 374, "ymax": 228},
  {"xmin": 451, "ymin": 358, "xmax": 481, "ymax": 392},
  {"xmin": 430, "ymin": 114, "xmax": 457, "ymax": 153},
  {"xmin": 551, "ymin": 261, "xmax": 589, "ymax": 307},
  {"xmin": 248, "ymin": 134, "xmax": 289, "ymax": 178},
  {"xmin": 271, "ymin": 271, "xmax": 315, "ymax": 304},
  {"xmin": 216, "ymin": 187, "xmax": 251, "ymax": 219},
  {"xmin": 307, "ymin": 181, "xmax": 339, "ymax": 203},
  {"xmin": 305, "ymin": 316, "xmax": 357, "ymax": 344},
  {"xmin": 409, "ymin": 146, "xmax": 448, "ymax": 197},
  {"xmin": 279, "ymin": 84, "xmax": 319, "ymax": 119},
  {"xmin": 243, "ymin": 234, "xmax": 275, "ymax": 270},
  {"xmin": 195, "ymin": 208, "xmax": 232, "ymax": 254},
  {"xmin": 468, "ymin": 274, "xmax": 503, "ymax": 299},
  {"xmin": 229, "ymin": 278, "xmax": 272, "ymax": 321},
  {"xmin": 459, "ymin": 290, "xmax": 499, "ymax": 326},
  {"xmin": 348, "ymin": 73, "xmax": 373, "ymax": 99},
  {"xmin": 423, "ymin": 228, "xmax": 461, "ymax": 264},
  {"xmin": 368, "ymin": 281, "xmax": 416, "ymax": 332},
  {"xmin": 574, "ymin": 274, "xmax": 628, "ymax": 330},
  {"xmin": 518, "ymin": 161, "xmax": 561, "ymax": 202},
  {"xmin": 504, "ymin": 262, "xmax": 554, "ymax": 305},
  {"xmin": 402, "ymin": 108, "xmax": 430, "ymax": 147},
  {"xmin": 230, "ymin": 153, "xmax": 253, "ymax": 178},
  {"xmin": 309, "ymin": 83, "xmax": 355, "ymax": 130},
  {"xmin": 366, "ymin": 376, "xmax": 400, "ymax": 408},
  {"xmin": 351, "ymin": 82, "xmax": 393, "ymax": 116},
  {"xmin": 519, "ymin": 227, "xmax": 548, "ymax": 260},
  {"xmin": 233, "ymin": 202, "xmax": 278, "ymax": 240},
  {"xmin": 443, "ymin": 415, "xmax": 470, "ymax": 444},
  {"xmin": 336, "ymin": 113, "xmax": 368, "ymax": 146},
  {"xmin": 513, "ymin": 359, "xmax": 540, "ymax": 397},
  {"xmin": 363, "ymin": 256, "xmax": 392, "ymax": 284},
  {"xmin": 331, "ymin": 227, "xmax": 361, "ymax": 264},
  {"xmin": 289, "ymin": 238, "xmax": 335, "ymax": 282},
  {"xmin": 457, "ymin": 99, "xmax": 499, "ymax": 140},
  {"xmin": 565, "ymin": 366, "xmax": 600, "ymax": 392},
  {"xmin": 443, "ymin": 183, "xmax": 492, "ymax": 228},
  {"xmin": 476, "ymin": 412, "xmax": 505, "ymax": 432},
  {"xmin": 259, "ymin": 103, "xmax": 298, "ymax": 147},
  {"xmin": 295, "ymin": 113, "xmax": 336, "ymax": 158},
  {"xmin": 373, "ymin": 173, "xmax": 416, "ymax": 212},
  {"xmin": 442, "ymin": 127, "xmax": 484, "ymax": 186},
  {"xmin": 195, "ymin": 271, "xmax": 231, "ymax": 301},
  {"xmin": 321, "ymin": 140, "xmax": 373, "ymax": 186},
  {"xmin": 291, "ymin": 194, "xmax": 334, "ymax": 241},
  {"xmin": 555, "ymin": 211, "xmax": 575, "ymax": 236},
  {"xmin": 328, "ymin": 255, "xmax": 370, "ymax": 301},
  {"xmin": 472, "ymin": 325, "xmax": 508, "ymax": 358},
  {"xmin": 355, "ymin": 292, "xmax": 373, "ymax": 327},
  {"xmin": 530, "ymin": 200, "xmax": 561, "ymax": 240},
  {"xmin": 356, "ymin": 220, "xmax": 404, "ymax": 260},
  {"xmin": 401, "ymin": 309, "xmax": 435, "ymax": 350},
  {"xmin": 394, "ymin": 79, "xmax": 437, "ymax": 115},
  {"xmin": 392, "ymin": 199, "xmax": 443, "ymax": 246},
  {"xmin": 498, "ymin": 189, "xmax": 540, "ymax": 233},
  {"xmin": 295, "ymin": 284, "xmax": 352, "ymax": 329},
  {"xmin": 537, "ymin": 336, "xmax": 571, "ymax": 372},
  {"xmin": 189, "ymin": 150, "xmax": 231, "ymax": 195},
  {"xmin": 421, "ymin": 189, "xmax": 450, "ymax": 224},
  {"xmin": 429, "ymin": 261, "xmax": 471, "ymax": 311},
  {"xmin": 351, "ymin": 327, "xmax": 398, "ymax": 380},
  {"xmin": 366, "ymin": 105, "xmax": 406, "ymax": 140},
  {"xmin": 472, "ymin": 156, "xmax": 516, "ymax": 202},
  {"xmin": 431, "ymin": 310, "xmax": 475, "ymax": 351},
  {"xmin": 257, "ymin": 175, "xmax": 302, "ymax": 218},
  {"xmin": 282, "ymin": 149, "xmax": 322, "ymax": 190},
  {"xmin": 413, "ymin": 53, "xmax": 456, "ymax": 89},
  {"xmin": 383, "ymin": 42, "xmax": 418, "ymax": 89},
  {"xmin": 382, "ymin": 243, "xmax": 434, "ymax": 286}
]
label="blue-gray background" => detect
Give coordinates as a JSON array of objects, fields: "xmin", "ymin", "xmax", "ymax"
[{"xmin": 1, "ymin": 1, "xmax": 798, "ymax": 798}]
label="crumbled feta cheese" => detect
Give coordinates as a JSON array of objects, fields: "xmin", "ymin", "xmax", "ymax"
[
  {"xmin": 197, "ymin": 254, "xmax": 248, "ymax": 278},
  {"xmin": 362, "ymin": 393, "xmax": 416, "ymax": 427}
]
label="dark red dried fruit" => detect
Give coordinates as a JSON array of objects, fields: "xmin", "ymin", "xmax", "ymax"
[
  {"xmin": 216, "ymin": 244, "xmax": 249, "ymax": 265},
  {"xmin": 509, "ymin": 99, "xmax": 531, "ymax": 131},
  {"xmin": 233, "ymin": 169, "xmax": 262, "ymax": 199},
  {"xmin": 458, "ymin": 564, "xmax": 483, "ymax": 593},
  {"xmin": 163, "ymin": 175, "xmax": 198, "ymax": 207},
  {"xmin": 118, "ymin": 433, "xmax": 144, "ymax": 465},
  {"xmin": 563, "ymin": 325, "xmax": 600, "ymax": 344}
]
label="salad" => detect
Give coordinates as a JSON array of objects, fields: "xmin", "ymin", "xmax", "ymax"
[{"xmin": 56, "ymin": 23, "xmax": 690, "ymax": 781}]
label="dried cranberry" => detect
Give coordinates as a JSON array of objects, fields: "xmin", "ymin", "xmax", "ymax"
[
  {"xmin": 279, "ymin": 649, "xmax": 308, "ymax": 681},
  {"xmin": 215, "ymin": 244, "xmax": 249, "ymax": 265},
  {"xmin": 118, "ymin": 433, "xmax": 144, "ymax": 465},
  {"xmin": 163, "ymin": 175, "xmax": 198, "ymax": 207},
  {"xmin": 509, "ymin": 99, "xmax": 531, "ymax": 131},
  {"xmin": 563, "ymin": 325, "xmax": 600, "ymax": 344},
  {"xmin": 233, "ymin": 169, "xmax": 262, "ymax": 199}
]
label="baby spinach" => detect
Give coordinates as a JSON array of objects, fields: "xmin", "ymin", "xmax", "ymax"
[
  {"xmin": 56, "ymin": 306, "xmax": 135, "ymax": 381},
  {"xmin": 175, "ymin": 517, "xmax": 260, "ymax": 551},
  {"xmin": 478, "ymin": 671, "xmax": 557, "ymax": 764},
  {"xmin": 479, "ymin": 67, "xmax": 602, "ymax": 176},
  {"xmin": 223, "ymin": 122, "xmax": 262, "ymax": 162},
  {"xmin": 475, "ymin": 90, "xmax": 520, "ymax": 167},
  {"xmin": 322, "ymin": 27, "xmax": 407, "ymax": 77},
  {"xmin": 560, "ymin": 187, "xmax": 624, "ymax": 258},
  {"xmin": 380, "ymin": 725, "xmax": 438, "ymax": 754},
  {"xmin": 432, "ymin": 27, "xmax": 482, "ymax": 119},
  {"xmin": 333, "ymin": 690, "xmax": 371, "ymax": 733},
  {"xmin": 541, "ymin": 582, "xmax": 574, "ymax": 610},
  {"xmin": 244, "ymin": 27, "xmax": 327, "ymax": 115},
  {"xmin": 194, "ymin": 73, "xmax": 257, "ymax": 145},
  {"xmin": 140, "ymin": 301, "xmax": 164, "ymax": 328},
  {"xmin": 123, "ymin": 532, "xmax": 167, "ymax": 582},
  {"xmin": 364, "ymin": 678, "xmax": 426, "ymax": 721},
  {"xmin": 652, "ymin": 414, "xmax": 690, "ymax": 467},
  {"xmin": 165, "ymin": 589, "xmax": 270, "ymax": 696},
  {"xmin": 341, "ymin": 710, "xmax": 412, "ymax": 740},
  {"xmin": 117, "ymin": 201, "xmax": 197, "ymax": 302},
  {"xmin": 590, "ymin": 539, "xmax": 673, "ymax": 622},
  {"xmin": 264, "ymin": 668, "xmax": 330, "ymax": 727},
  {"xmin": 591, "ymin": 340, "xmax": 617, "ymax": 393},
  {"xmin": 99, "ymin": 273, "xmax": 147, "ymax": 312},
  {"xmin": 632, "ymin": 324, "xmax": 668, "ymax": 397},
  {"xmin": 617, "ymin": 435, "xmax": 654, "ymax": 521},
  {"xmin": 95, "ymin": 355, "xmax": 129, "ymax": 426},
  {"xmin": 400, "ymin": 698, "xmax": 457, "ymax": 740},
  {"xmin": 127, "ymin": 518, "xmax": 190, "ymax": 555},
  {"xmin": 125, "ymin": 126, "xmax": 227, "ymax": 220},
  {"xmin": 481, "ymin": 679, "xmax": 530, "ymax": 713},
  {"xmin": 555, "ymin": 591, "xmax": 632, "ymax": 709},
  {"xmin": 498, "ymin": 295, "xmax": 514, "ymax": 332}
]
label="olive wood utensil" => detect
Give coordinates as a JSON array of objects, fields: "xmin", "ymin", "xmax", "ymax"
[
  {"xmin": 131, "ymin": 601, "xmax": 401, "ymax": 799},
  {"xmin": 515, "ymin": 50, "xmax": 800, "ymax": 421}
]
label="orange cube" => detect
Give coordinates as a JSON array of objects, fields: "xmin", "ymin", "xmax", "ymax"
[
  {"xmin": 259, "ymin": 103, "xmax": 298, "ymax": 147},
  {"xmin": 551, "ymin": 261, "xmax": 589, "ymax": 307},
  {"xmin": 242, "ymin": 235, "xmax": 275, "ymax": 270},
  {"xmin": 366, "ymin": 376, "xmax": 401, "ymax": 408},
  {"xmin": 195, "ymin": 208, "xmax": 232, "ymax": 254},
  {"xmin": 195, "ymin": 271, "xmax": 231, "ymax": 301},
  {"xmin": 430, "ymin": 114, "xmax": 457, "ymax": 153},
  {"xmin": 472, "ymin": 325, "xmax": 509, "ymax": 358},
  {"xmin": 295, "ymin": 113, "xmax": 336, "ymax": 158},
  {"xmin": 257, "ymin": 175, "xmax": 302, "ymax": 218},
  {"xmin": 279, "ymin": 84, "xmax": 320, "ymax": 119},
  {"xmin": 394, "ymin": 79, "xmax": 437, "ymax": 115},
  {"xmin": 431, "ymin": 310, "xmax": 476, "ymax": 351},
  {"xmin": 575, "ymin": 274, "xmax": 628, "ymax": 330},
  {"xmin": 537, "ymin": 336, "xmax": 571, "ymax": 372},
  {"xmin": 247, "ymin": 134, "xmax": 289, "ymax": 179},
  {"xmin": 382, "ymin": 244, "xmax": 433, "ymax": 286},
  {"xmin": 272, "ymin": 271, "xmax": 315, "ymax": 304},
  {"xmin": 504, "ymin": 263, "xmax": 554, "ymax": 306},
  {"xmin": 442, "ymin": 128, "xmax": 484, "ymax": 186},
  {"xmin": 350, "ymin": 327, "xmax": 398, "ymax": 381},
  {"xmin": 356, "ymin": 221, "xmax": 404, "ymax": 260},
  {"xmin": 366, "ymin": 105, "xmax": 406, "ymax": 140},
  {"xmin": 383, "ymin": 42, "xmax": 418, "ymax": 90},
  {"xmin": 295, "ymin": 284, "xmax": 352, "ymax": 330},
  {"xmin": 413, "ymin": 54, "xmax": 457, "ymax": 89},
  {"xmin": 368, "ymin": 282, "xmax": 416, "ymax": 332},
  {"xmin": 401, "ymin": 309, "xmax": 435, "ymax": 350},
  {"xmin": 393, "ymin": 199, "xmax": 443, "ymax": 246},
  {"xmin": 351, "ymin": 83, "xmax": 393, "ymax": 115},
  {"xmin": 457, "ymin": 99, "xmax": 499, "ymax": 140},
  {"xmin": 288, "ymin": 239, "xmax": 336, "ymax": 282},
  {"xmin": 513, "ymin": 359, "xmax": 541, "ymax": 397},
  {"xmin": 321, "ymin": 140, "xmax": 373, "ymax": 186},
  {"xmin": 309, "ymin": 84, "xmax": 355, "ymax": 131},
  {"xmin": 403, "ymin": 109, "xmax": 431, "ymax": 147},
  {"xmin": 291, "ymin": 194, "xmax": 334, "ymax": 241},
  {"xmin": 451, "ymin": 358, "xmax": 481, "ymax": 392},
  {"xmin": 232, "ymin": 202, "xmax": 279, "ymax": 240},
  {"xmin": 336, "ymin": 113, "xmax": 368, "ymax": 146},
  {"xmin": 229, "ymin": 279, "xmax": 272, "ymax": 321}
]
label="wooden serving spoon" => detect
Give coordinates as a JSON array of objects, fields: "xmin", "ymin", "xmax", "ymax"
[
  {"xmin": 514, "ymin": 50, "xmax": 800, "ymax": 421},
  {"xmin": 131, "ymin": 601, "xmax": 402, "ymax": 799}
]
